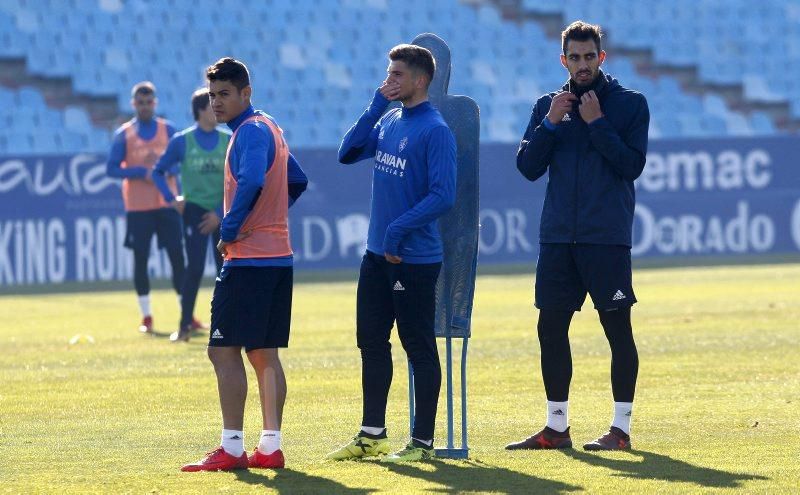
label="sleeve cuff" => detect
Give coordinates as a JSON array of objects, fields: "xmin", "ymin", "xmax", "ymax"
[
  {"xmin": 370, "ymin": 90, "xmax": 391, "ymax": 112},
  {"xmin": 541, "ymin": 118, "xmax": 557, "ymax": 131},
  {"xmin": 587, "ymin": 115, "xmax": 608, "ymax": 127},
  {"xmin": 219, "ymin": 222, "xmax": 237, "ymax": 242},
  {"xmin": 382, "ymin": 232, "xmax": 401, "ymax": 256}
]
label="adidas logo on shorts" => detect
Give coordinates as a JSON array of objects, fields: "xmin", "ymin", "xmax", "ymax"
[
  {"xmin": 612, "ymin": 290, "xmax": 626, "ymax": 301},
  {"xmin": 212, "ymin": 329, "xmax": 224, "ymax": 339},
  {"xmin": 393, "ymin": 281, "xmax": 405, "ymax": 291}
]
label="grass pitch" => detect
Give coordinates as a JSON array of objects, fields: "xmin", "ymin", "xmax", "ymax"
[{"xmin": 1, "ymin": 263, "xmax": 798, "ymax": 494}]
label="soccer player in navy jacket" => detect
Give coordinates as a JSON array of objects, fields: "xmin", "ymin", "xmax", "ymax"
[
  {"xmin": 328, "ymin": 44, "xmax": 456, "ymax": 462},
  {"xmin": 507, "ymin": 21, "xmax": 650, "ymax": 451}
]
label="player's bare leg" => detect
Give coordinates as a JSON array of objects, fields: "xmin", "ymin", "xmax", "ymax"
[
  {"xmin": 181, "ymin": 347, "xmax": 248, "ymax": 472},
  {"xmin": 246, "ymin": 348, "xmax": 286, "ymax": 468}
]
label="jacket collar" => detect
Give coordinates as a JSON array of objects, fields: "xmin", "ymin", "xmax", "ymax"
[
  {"xmin": 563, "ymin": 69, "xmax": 609, "ymax": 98},
  {"xmin": 227, "ymin": 105, "xmax": 256, "ymax": 132}
]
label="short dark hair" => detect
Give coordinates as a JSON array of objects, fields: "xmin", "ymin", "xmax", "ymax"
[
  {"xmin": 205, "ymin": 57, "xmax": 250, "ymax": 90},
  {"xmin": 131, "ymin": 81, "xmax": 156, "ymax": 98},
  {"xmin": 561, "ymin": 21, "xmax": 603, "ymax": 55},
  {"xmin": 388, "ymin": 44, "xmax": 435, "ymax": 85},
  {"xmin": 191, "ymin": 88, "xmax": 210, "ymax": 121}
]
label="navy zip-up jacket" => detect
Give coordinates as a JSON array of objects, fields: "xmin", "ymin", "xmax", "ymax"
[{"xmin": 517, "ymin": 71, "xmax": 649, "ymax": 247}]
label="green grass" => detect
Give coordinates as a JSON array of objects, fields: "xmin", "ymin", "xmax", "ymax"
[{"xmin": 1, "ymin": 264, "xmax": 798, "ymax": 494}]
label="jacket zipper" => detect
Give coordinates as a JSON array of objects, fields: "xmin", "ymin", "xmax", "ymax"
[{"xmin": 573, "ymin": 128, "xmax": 580, "ymax": 244}]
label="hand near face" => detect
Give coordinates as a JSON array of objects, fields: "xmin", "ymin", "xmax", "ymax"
[
  {"xmin": 545, "ymin": 91, "xmax": 577, "ymax": 126},
  {"xmin": 578, "ymin": 90, "xmax": 603, "ymax": 124},
  {"xmin": 379, "ymin": 78, "xmax": 402, "ymax": 101}
]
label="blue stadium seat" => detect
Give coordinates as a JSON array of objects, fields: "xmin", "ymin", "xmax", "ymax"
[
  {"xmin": 0, "ymin": 0, "xmax": 790, "ymax": 154},
  {"xmin": 749, "ymin": 112, "xmax": 776, "ymax": 135},
  {"xmin": 3, "ymin": 131, "xmax": 34, "ymax": 154}
]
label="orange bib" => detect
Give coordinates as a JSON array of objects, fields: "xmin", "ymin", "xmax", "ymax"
[
  {"xmin": 120, "ymin": 118, "xmax": 176, "ymax": 211},
  {"xmin": 223, "ymin": 115, "xmax": 291, "ymax": 261}
]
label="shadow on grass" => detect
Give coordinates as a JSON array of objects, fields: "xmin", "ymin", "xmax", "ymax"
[
  {"xmin": 561, "ymin": 449, "xmax": 768, "ymax": 488},
  {"xmin": 143, "ymin": 330, "xmax": 172, "ymax": 339},
  {"xmin": 382, "ymin": 458, "xmax": 581, "ymax": 494},
  {"xmin": 140, "ymin": 329, "xmax": 207, "ymax": 341},
  {"xmin": 234, "ymin": 468, "xmax": 376, "ymax": 494}
]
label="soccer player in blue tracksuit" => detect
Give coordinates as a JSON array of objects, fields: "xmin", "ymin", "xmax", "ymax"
[
  {"xmin": 153, "ymin": 88, "xmax": 230, "ymax": 342},
  {"xmin": 506, "ymin": 21, "xmax": 650, "ymax": 452},
  {"xmin": 327, "ymin": 44, "xmax": 457, "ymax": 463}
]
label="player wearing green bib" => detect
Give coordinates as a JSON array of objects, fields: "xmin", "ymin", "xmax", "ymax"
[{"xmin": 153, "ymin": 89, "xmax": 231, "ymax": 342}]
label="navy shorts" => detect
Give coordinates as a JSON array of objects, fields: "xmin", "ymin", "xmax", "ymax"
[
  {"xmin": 209, "ymin": 266, "xmax": 293, "ymax": 351},
  {"xmin": 535, "ymin": 243, "xmax": 636, "ymax": 311},
  {"xmin": 124, "ymin": 208, "xmax": 183, "ymax": 253}
]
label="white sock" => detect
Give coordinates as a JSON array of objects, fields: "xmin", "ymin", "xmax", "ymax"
[
  {"xmin": 137, "ymin": 295, "xmax": 151, "ymax": 317},
  {"xmin": 258, "ymin": 430, "xmax": 281, "ymax": 455},
  {"xmin": 360, "ymin": 425, "xmax": 385, "ymax": 436},
  {"xmin": 412, "ymin": 437, "xmax": 433, "ymax": 447},
  {"xmin": 546, "ymin": 400, "xmax": 569, "ymax": 432},
  {"xmin": 221, "ymin": 429, "xmax": 244, "ymax": 457},
  {"xmin": 611, "ymin": 402, "xmax": 633, "ymax": 435}
]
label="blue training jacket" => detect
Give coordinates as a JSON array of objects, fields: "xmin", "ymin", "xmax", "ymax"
[
  {"xmin": 517, "ymin": 71, "xmax": 649, "ymax": 247},
  {"xmin": 339, "ymin": 90, "xmax": 457, "ymax": 264}
]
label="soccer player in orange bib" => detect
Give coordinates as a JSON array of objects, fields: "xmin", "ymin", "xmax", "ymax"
[
  {"xmin": 107, "ymin": 82, "xmax": 186, "ymax": 334},
  {"xmin": 181, "ymin": 58, "xmax": 307, "ymax": 472}
]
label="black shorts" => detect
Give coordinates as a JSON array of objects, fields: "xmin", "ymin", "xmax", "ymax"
[
  {"xmin": 124, "ymin": 208, "xmax": 183, "ymax": 252},
  {"xmin": 535, "ymin": 243, "xmax": 636, "ymax": 311},
  {"xmin": 209, "ymin": 266, "xmax": 293, "ymax": 351}
]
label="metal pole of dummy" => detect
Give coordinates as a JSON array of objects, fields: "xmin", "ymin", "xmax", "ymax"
[{"xmin": 406, "ymin": 32, "xmax": 479, "ymax": 459}]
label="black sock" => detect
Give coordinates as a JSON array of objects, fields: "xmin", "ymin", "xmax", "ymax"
[
  {"xmin": 359, "ymin": 429, "xmax": 387, "ymax": 440},
  {"xmin": 411, "ymin": 438, "xmax": 433, "ymax": 449}
]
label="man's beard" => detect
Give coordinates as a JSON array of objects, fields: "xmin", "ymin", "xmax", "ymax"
[{"xmin": 572, "ymin": 70, "xmax": 596, "ymax": 87}]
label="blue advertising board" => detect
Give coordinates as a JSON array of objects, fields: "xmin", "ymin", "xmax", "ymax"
[{"xmin": 1, "ymin": 136, "xmax": 798, "ymax": 286}]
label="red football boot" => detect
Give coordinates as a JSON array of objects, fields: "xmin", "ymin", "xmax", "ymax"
[
  {"xmin": 505, "ymin": 426, "xmax": 573, "ymax": 450},
  {"xmin": 181, "ymin": 447, "xmax": 249, "ymax": 472},
  {"xmin": 248, "ymin": 448, "xmax": 285, "ymax": 469},
  {"xmin": 190, "ymin": 317, "xmax": 208, "ymax": 331},
  {"xmin": 138, "ymin": 315, "xmax": 153, "ymax": 334}
]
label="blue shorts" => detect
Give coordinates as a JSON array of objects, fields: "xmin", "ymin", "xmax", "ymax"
[
  {"xmin": 123, "ymin": 208, "xmax": 183, "ymax": 253},
  {"xmin": 209, "ymin": 266, "xmax": 293, "ymax": 351},
  {"xmin": 535, "ymin": 243, "xmax": 636, "ymax": 311}
]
